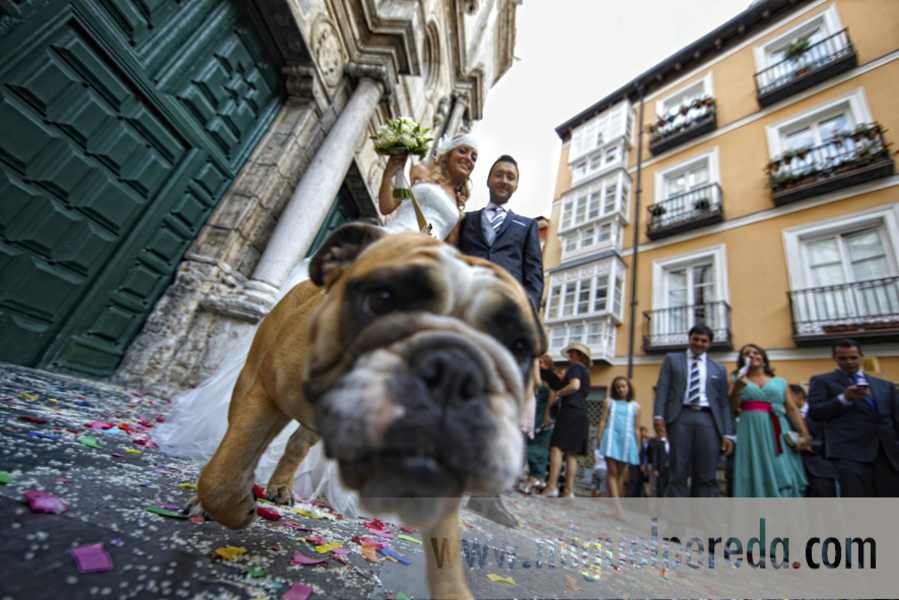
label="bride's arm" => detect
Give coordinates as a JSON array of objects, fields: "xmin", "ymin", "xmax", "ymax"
[
  {"xmin": 410, "ymin": 163, "xmax": 432, "ymax": 185},
  {"xmin": 379, "ymin": 154, "xmax": 408, "ymax": 215}
]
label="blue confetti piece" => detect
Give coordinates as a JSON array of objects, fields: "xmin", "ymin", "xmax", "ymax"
[
  {"xmin": 380, "ymin": 546, "xmax": 411, "ymax": 565},
  {"xmin": 78, "ymin": 401, "xmax": 91, "ymax": 407},
  {"xmin": 27, "ymin": 432, "xmax": 60, "ymax": 440}
]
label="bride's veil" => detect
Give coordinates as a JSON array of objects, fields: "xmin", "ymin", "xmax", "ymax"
[{"xmin": 153, "ymin": 258, "xmax": 363, "ymax": 518}]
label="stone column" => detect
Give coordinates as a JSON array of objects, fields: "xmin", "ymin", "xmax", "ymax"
[
  {"xmin": 443, "ymin": 92, "xmax": 470, "ymax": 139},
  {"xmin": 239, "ymin": 76, "xmax": 383, "ymax": 312}
]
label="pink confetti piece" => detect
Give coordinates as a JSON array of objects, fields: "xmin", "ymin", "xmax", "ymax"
[
  {"xmin": 291, "ymin": 552, "xmax": 329, "ymax": 565},
  {"xmin": 71, "ymin": 542, "xmax": 113, "ymax": 573},
  {"xmin": 282, "ymin": 521, "xmax": 312, "ymax": 532},
  {"xmin": 190, "ymin": 516, "xmax": 204, "ymax": 524},
  {"xmin": 158, "ymin": 504, "xmax": 181, "ymax": 511},
  {"xmin": 282, "ymin": 582, "xmax": 313, "ymax": 600},
  {"xmin": 368, "ymin": 528, "xmax": 394, "ymax": 539},
  {"xmin": 331, "ymin": 547, "xmax": 351, "ymax": 556},
  {"xmin": 86, "ymin": 421, "xmax": 114, "ymax": 430},
  {"xmin": 23, "ymin": 490, "xmax": 69, "ymax": 514},
  {"xmin": 257, "ymin": 506, "xmax": 282, "ymax": 521}
]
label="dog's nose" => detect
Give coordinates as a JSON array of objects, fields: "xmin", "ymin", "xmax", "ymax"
[{"xmin": 411, "ymin": 347, "xmax": 485, "ymax": 408}]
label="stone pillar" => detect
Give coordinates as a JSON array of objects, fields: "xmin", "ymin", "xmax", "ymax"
[
  {"xmin": 239, "ymin": 76, "xmax": 383, "ymax": 312},
  {"xmin": 443, "ymin": 92, "xmax": 470, "ymax": 139}
]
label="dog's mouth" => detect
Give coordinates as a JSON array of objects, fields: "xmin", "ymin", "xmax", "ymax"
[{"xmin": 339, "ymin": 452, "xmax": 464, "ymax": 499}]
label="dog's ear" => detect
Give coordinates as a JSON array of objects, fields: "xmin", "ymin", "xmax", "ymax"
[{"xmin": 309, "ymin": 223, "xmax": 387, "ymax": 289}]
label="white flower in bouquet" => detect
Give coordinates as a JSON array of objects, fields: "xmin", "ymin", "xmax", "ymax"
[{"xmin": 371, "ymin": 118, "xmax": 433, "ymax": 199}]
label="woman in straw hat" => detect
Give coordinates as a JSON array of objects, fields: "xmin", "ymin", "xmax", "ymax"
[{"xmin": 540, "ymin": 343, "xmax": 592, "ymax": 497}]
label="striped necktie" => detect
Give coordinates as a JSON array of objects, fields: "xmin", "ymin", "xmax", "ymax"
[
  {"xmin": 489, "ymin": 207, "xmax": 505, "ymax": 231},
  {"xmin": 687, "ymin": 355, "xmax": 701, "ymax": 405}
]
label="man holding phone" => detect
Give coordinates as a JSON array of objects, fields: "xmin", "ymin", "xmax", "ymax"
[{"xmin": 807, "ymin": 339, "xmax": 899, "ymax": 497}]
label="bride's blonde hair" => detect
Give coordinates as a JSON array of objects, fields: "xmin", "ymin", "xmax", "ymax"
[{"xmin": 429, "ymin": 150, "xmax": 471, "ymax": 218}]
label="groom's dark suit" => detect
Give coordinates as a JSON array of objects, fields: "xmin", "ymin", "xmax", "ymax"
[
  {"xmin": 653, "ymin": 351, "xmax": 733, "ymax": 497},
  {"xmin": 807, "ymin": 369, "xmax": 899, "ymax": 496},
  {"xmin": 457, "ymin": 208, "xmax": 544, "ymax": 310}
]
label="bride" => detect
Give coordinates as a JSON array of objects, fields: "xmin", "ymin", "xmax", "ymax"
[{"xmin": 153, "ymin": 133, "xmax": 478, "ymax": 518}]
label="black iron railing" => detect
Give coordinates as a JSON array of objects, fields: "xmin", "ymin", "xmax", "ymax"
[
  {"xmin": 642, "ymin": 301, "xmax": 732, "ymax": 349},
  {"xmin": 788, "ymin": 276, "xmax": 899, "ymax": 337},
  {"xmin": 647, "ymin": 183, "xmax": 722, "ymax": 232},
  {"xmin": 766, "ymin": 124, "xmax": 893, "ymax": 194},
  {"xmin": 755, "ymin": 29, "xmax": 854, "ymax": 96},
  {"xmin": 648, "ymin": 99, "xmax": 716, "ymax": 144}
]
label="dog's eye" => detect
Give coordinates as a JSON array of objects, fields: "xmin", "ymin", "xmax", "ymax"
[
  {"xmin": 510, "ymin": 339, "xmax": 532, "ymax": 359},
  {"xmin": 362, "ymin": 289, "xmax": 396, "ymax": 315}
]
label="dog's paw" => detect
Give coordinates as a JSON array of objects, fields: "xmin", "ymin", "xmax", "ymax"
[
  {"xmin": 182, "ymin": 494, "xmax": 208, "ymax": 518},
  {"xmin": 265, "ymin": 482, "xmax": 296, "ymax": 506}
]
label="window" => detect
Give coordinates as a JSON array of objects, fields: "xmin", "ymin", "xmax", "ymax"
[
  {"xmin": 580, "ymin": 228, "xmax": 594, "ymax": 249},
  {"xmin": 605, "ymin": 148, "xmax": 617, "ymax": 164},
  {"xmin": 653, "ymin": 149, "xmax": 720, "ymax": 220},
  {"xmin": 587, "ymin": 321, "xmax": 604, "ymax": 345},
  {"xmin": 588, "ymin": 192, "xmax": 601, "ymax": 219},
  {"xmin": 783, "ymin": 207, "xmax": 899, "ymax": 332},
  {"xmin": 551, "ymin": 326, "xmax": 565, "ymax": 348},
  {"xmin": 562, "ymin": 282, "xmax": 577, "ymax": 317},
  {"xmin": 597, "ymin": 222, "xmax": 611, "ymax": 243},
  {"xmin": 576, "ymin": 280, "xmax": 591, "ymax": 314},
  {"xmin": 547, "ymin": 285, "xmax": 562, "ymax": 319},
  {"xmin": 613, "ymin": 277, "xmax": 624, "ymax": 317},
  {"xmin": 594, "ymin": 275, "xmax": 609, "ymax": 311},
  {"xmin": 665, "ymin": 164, "xmax": 708, "ymax": 198},
  {"xmin": 651, "ymin": 245, "xmax": 729, "ymax": 336},
  {"xmin": 574, "ymin": 195, "xmax": 588, "ymax": 225},
  {"xmin": 568, "ymin": 324, "xmax": 583, "ymax": 344},
  {"xmin": 754, "ymin": 5, "xmax": 847, "ymax": 91},
  {"xmin": 565, "ymin": 233, "xmax": 577, "ymax": 252},
  {"xmin": 654, "ymin": 73, "xmax": 714, "ymax": 133},
  {"xmin": 603, "ymin": 184, "xmax": 617, "ymax": 214},
  {"xmin": 574, "ymin": 162, "xmax": 587, "ymax": 179},
  {"xmin": 589, "ymin": 155, "xmax": 602, "ymax": 171}
]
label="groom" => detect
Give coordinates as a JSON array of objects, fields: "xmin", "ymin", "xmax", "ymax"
[{"xmin": 457, "ymin": 155, "xmax": 544, "ymax": 527}]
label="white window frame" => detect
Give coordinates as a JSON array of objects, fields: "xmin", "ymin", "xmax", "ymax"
[
  {"xmin": 782, "ymin": 204, "xmax": 899, "ymax": 291},
  {"xmin": 653, "ymin": 148, "xmax": 720, "ymax": 204},
  {"xmin": 765, "ymin": 88, "xmax": 872, "ymax": 159},
  {"xmin": 651, "ymin": 244, "xmax": 729, "ymax": 310},
  {"xmin": 654, "ymin": 72, "xmax": 714, "ymax": 119},
  {"xmin": 753, "ymin": 4, "xmax": 845, "ymax": 73}
]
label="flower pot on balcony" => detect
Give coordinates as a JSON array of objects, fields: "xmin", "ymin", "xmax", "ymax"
[
  {"xmin": 796, "ymin": 148, "xmax": 810, "ymax": 160},
  {"xmin": 693, "ymin": 198, "xmax": 711, "ymax": 212},
  {"xmin": 650, "ymin": 206, "xmax": 667, "ymax": 217},
  {"xmin": 680, "ymin": 106, "xmax": 689, "ymax": 116}
]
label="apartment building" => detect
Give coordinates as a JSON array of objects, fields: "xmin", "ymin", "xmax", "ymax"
[{"xmin": 544, "ymin": 0, "xmax": 899, "ymax": 430}]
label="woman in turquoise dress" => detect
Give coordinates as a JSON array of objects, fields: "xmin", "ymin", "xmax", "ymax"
[
  {"xmin": 730, "ymin": 344, "xmax": 811, "ymax": 497},
  {"xmin": 597, "ymin": 376, "xmax": 640, "ymax": 517}
]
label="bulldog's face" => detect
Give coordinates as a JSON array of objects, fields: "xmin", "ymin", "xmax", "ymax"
[{"xmin": 303, "ymin": 224, "xmax": 545, "ymax": 521}]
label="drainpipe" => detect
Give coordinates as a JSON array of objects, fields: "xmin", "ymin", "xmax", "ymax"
[{"xmin": 627, "ymin": 84, "xmax": 645, "ymax": 379}]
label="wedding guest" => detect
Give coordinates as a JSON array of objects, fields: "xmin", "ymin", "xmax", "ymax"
[{"xmin": 730, "ymin": 344, "xmax": 810, "ymax": 497}]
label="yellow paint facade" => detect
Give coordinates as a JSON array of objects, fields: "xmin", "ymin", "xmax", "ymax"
[{"xmin": 546, "ymin": 0, "xmax": 899, "ymax": 425}]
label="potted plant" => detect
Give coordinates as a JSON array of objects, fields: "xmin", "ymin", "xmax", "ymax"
[
  {"xmin": 785, "ymin": 35, "xmax": 812, "ymax": 61},
  {"xmin": 693, "ymin": 198, "xmax": 711, "ymax": 212},
  {"xmin": 650, "ymin": 205, "xmax": 667, "ymax": 218},
  {"xmin": 796, "ymin": 147, "xmax": 811, "ymax": 161}
]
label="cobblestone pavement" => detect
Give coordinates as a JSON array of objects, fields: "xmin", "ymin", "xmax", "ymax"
[{"xmin": 0, "ymin": 363, "xmax": 848, "ymax": 600}]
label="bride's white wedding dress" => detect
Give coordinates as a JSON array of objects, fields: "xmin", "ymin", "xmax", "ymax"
[{"xmin": 153, "ymin": 183, "xmax": 459, "ymax": 518}]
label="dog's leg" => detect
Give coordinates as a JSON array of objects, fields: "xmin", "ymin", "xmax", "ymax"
[
  {"xmin": 265, "ymin": 426, "xmax": 321, "ymax": 505},
  {"xmin": 195, "ymin": 382, "xmax": 292, "ymax": 530},
  {"xmin": 422, "ymin": 501, "xmax": 473, "ymax": 600}
]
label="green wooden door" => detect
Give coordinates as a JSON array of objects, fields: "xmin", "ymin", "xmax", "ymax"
[
  {"xmin": 0, "ymin": 0, "xmax": 284, "ymax": 377},
  {"xmin": 305, "ymin": 185, "xmax": 361, "ymax": 259}
]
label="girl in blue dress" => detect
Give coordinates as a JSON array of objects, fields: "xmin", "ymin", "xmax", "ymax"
[{"xmin": 597, "ymin": 376, "xmax": 641, "ymax": 517}]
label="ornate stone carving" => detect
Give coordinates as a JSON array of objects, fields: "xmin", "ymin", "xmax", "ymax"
[
  {"xmin": 464, "ymin": 0, "xmax": 479, "ymax": 16},
  {"xmin": 283, "ymin": 64, "xmax": 315, "ymax": 99},
  {"xmin": 312, "ymin": 17, "xmax": 346, "ymax": 87},
  {"xmin": 432, "ymin": 96, "xmax": 450, "ymax": 128},
  {"xmin": 345, "ymin": 61, "xmax": 389, "ymax": 82}
]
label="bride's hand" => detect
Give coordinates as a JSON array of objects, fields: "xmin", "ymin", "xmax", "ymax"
[{"xmin": 384, "ymin": 154, "xmax": 409, "ymax": 177}]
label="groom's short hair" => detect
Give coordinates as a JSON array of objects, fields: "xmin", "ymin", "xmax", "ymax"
[{"xmin": 489, "ymin": 155, "xmax": 519, "ymax": 178}]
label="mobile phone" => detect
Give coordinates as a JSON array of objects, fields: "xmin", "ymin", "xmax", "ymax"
[{"xmin": 856, "ymin": 383, "xmax": 869, "ymax": 390}]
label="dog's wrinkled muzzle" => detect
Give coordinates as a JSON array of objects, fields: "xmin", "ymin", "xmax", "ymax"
[{"xmin": 311, "ymin": 324, "xmax": 523, "ymax": 503}]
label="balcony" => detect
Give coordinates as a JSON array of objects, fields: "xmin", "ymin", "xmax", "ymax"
[
  {"xmin": 647, "ymin": 99, "xmax": 717, "ymax": 156},
  {"xmin": 766, "ymin": 124, "xmax": 895, "ymax": 206},
  {"xmin": 755, "ymin": 29, "xmax": 857, "ymax": 107},
  {"xmin": 788, "ymin": 277, "xmax": 899, "ymax": 346},
  {"xmin": 646, "ymin": 183, "xmax": 723, "ymax": 241},
  {"xmin": 642, "ymin": 301, "xmax": 732, "ymax": 354}
]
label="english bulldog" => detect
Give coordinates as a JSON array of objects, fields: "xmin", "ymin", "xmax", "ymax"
[{"xmin": 191, "ymin": 223, "xmax": 546, "ymax": 599}]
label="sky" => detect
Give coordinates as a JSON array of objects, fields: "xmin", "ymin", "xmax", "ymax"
[{"xmin": 465, "ymin": 0, "xmax": 754, "ymax": 217}]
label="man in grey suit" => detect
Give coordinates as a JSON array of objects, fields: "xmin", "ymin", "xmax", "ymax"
[
  {"xmin": 456, "ymin": 155, "xmax": 544, "ymax": 310},
  {"xmin": 652, "ymin": 324, "xmax": 734, "ymax": 497},
  {"xmin": 458, "ymin": 155, "xmax": 543, "ymax": 527}
]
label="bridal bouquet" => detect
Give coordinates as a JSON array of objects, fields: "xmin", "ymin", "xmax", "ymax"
[{"xmin": 371, "ymin": 117, "xmax": 432, "ymax": 199}]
